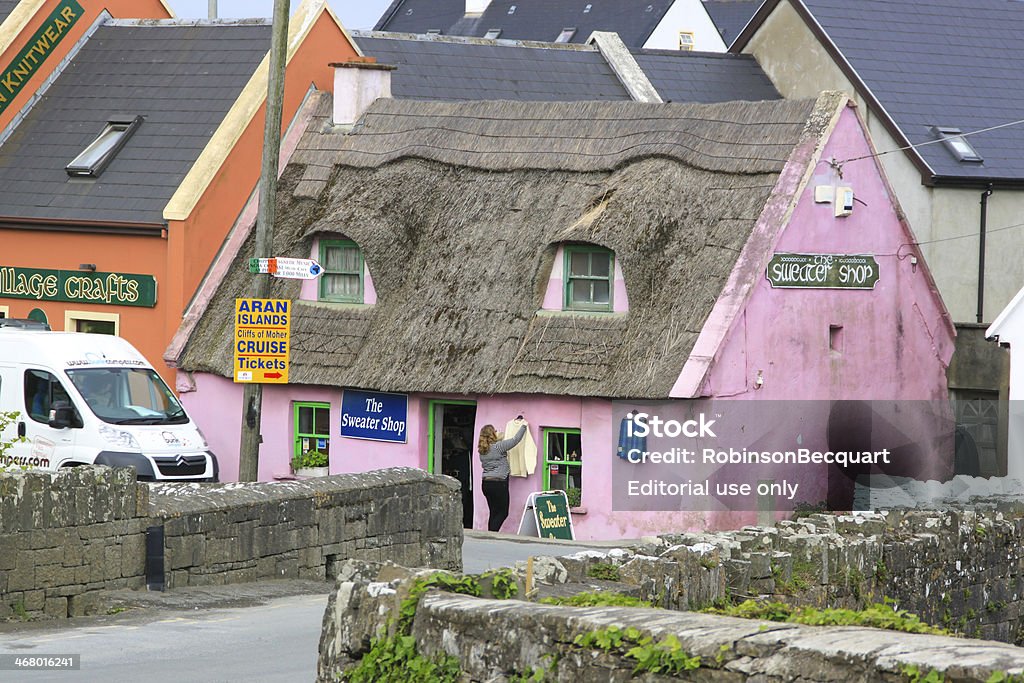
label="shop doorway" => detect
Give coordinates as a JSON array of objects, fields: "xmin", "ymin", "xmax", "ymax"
[{"xmin": 429, "ymin": 400, "xmax": 476, "ymax": 529}]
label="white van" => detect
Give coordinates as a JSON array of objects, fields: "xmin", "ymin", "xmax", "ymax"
[{"xmin": 0, "ymin": 328, "xmax": 218, "ymax": 481}]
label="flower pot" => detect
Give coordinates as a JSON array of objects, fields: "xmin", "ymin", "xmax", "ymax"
[{"xmin": 295, "ymin": 466, "xmax": 329, "ymax": 478}]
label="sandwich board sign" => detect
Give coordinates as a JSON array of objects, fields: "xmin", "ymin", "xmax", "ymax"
[{"xmin": 517, "ymin": 490, "xmax": 575, "ymax": 540}]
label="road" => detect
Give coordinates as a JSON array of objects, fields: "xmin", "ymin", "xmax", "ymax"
[{"xmin": 0, "ymin": 532, "xmax": 622, "ymax": 682}]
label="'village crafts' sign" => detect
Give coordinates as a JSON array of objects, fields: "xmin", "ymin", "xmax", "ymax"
[
  {"xmin": 0, "ymin": 266, "xmax": 157, "ymax": 307},
  {"xmin": 0, "ymin": 0, "xmax": 83, "ymax": 117},
  {"xmin": 766, "ymin": 253, "xmax": 879, "ymax": 290}
]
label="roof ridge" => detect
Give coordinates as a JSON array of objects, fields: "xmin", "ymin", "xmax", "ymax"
[
  {"xmin": 351, "ymin": 29, "xmax": 597, "ymax": 51},
  {"xmin": 104, "ymin": 18, "xmax": 271, "ymax": 27}
]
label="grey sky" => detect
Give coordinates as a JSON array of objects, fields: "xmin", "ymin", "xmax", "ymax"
[{"xmin": 165, "ymin": 1, "xmax": 393, "ymax": 30}]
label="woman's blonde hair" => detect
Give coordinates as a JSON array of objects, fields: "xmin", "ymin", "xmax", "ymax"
[{"xmin": 478, "ymin": 424, "xmax": 499, "ymax": 454}]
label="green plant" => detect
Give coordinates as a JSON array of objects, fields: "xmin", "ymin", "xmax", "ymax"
[
  {"xmin": 292, "ymin": 449, "xmax": 328, "ymax": 470},
  {"xmin": 874, "ymin": 558, "xmax": 889, "ymax": 583},
  {"xmin": 900, "ymin": 664, "xmax": 944, "ymax": 682},
  {"xmin": 0, "ymin": 410, "xmax": 27, "ymax": 472},
  {"xmin": 540, "ymin": 591, "xmax": 653, "ymax": 608},
  {"xmin": 704, "ymin": 598, "xmax": 950, "ymax": 636},
  {"xmin": 481, "ymin": 568, "xmax": 519, "ymax": 600},
  {"xmin": 398, "ymin": 574, "xmax": 481, "ymax": 635},
  {"xmin": 12, "ymin": 601, "xmax": 28, "ymax": 620},
  {"xmin": 587, "ymin": 562, "xmax": 620, "ymax": 582},
  {"xmin": 987, "ymin": 672, "xmax": 1024, "ymax": 683},
  {"xmin": 573, "ymin": 626, "xmax": 700, "ymax": 675},
  {"xmin": 791, "ymin": 500, "xmax": 827, "ymax": 520},
  {"xmin": 343, "ymin": 634, "xmax": 461, "ymax": 683},
  {"xmin": 565, "ymin": 487, "xmax": 581, "ymax": 508}
]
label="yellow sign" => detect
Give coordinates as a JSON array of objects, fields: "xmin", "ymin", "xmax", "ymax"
[{"xmin": 233, "ymin": 298, "xmax": 290, "ymax": 384}]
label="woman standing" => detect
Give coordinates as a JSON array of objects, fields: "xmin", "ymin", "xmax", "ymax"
[{"xmin": 478, "ymin": 420, "xmax": 528, "ymax": 532}]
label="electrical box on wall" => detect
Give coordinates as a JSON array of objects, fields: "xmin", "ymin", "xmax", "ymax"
[{"xmin": 835, "ymin": 187, "xmax": 854, "ymax": 217}]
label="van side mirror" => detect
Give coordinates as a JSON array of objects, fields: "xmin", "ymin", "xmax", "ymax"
[{"xmin": 48, "ymin": 401, "xmax": 76, "ymax": 429}]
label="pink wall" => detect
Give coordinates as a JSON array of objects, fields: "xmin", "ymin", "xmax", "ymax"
[{"xmin": 702, "ymin": 106, "xmax": 953, "ymax": 402}]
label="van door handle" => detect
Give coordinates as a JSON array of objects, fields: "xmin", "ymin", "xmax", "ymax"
[{"xmin": 17, "ymin": 422, "xmax": 25, "ymax": 438}]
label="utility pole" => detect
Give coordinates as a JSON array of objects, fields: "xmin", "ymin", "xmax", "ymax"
[{"xmin": 238, "ymin": 0, "xmax": 290, "ymax": 481}]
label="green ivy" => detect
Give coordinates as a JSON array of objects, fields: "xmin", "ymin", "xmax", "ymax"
[
  {"xmin": 540, "ymin": 591, "xmax": 653, "ymax": 608},
  {"xmin": 573, "ymin": 626, "xmax": 700, "ymax": 675},
  {"xmin": 398, "ymin": 573, "xmax": 481, "ymax": 635},
  {"xmin": 481, "ymin": 568, "xmax": 519, "ymax": 600},
  {"xmin": 987, "ymin": 672, "xmax": 1024, "ymax": 683},
  {"xmin": 0, "ymin": 411, "xmax": 27, "ymax": 473},
  {"xmin": 704, "ymin": 598, "xmax": 950, "ymax": 635},
  {"xmin": 343, "ymin": 634, "xmax": 461, "ymax": 683},
  {"xmin": 900, "ymin": 664, "xmax": 945, "ymax": 683},
  {"xmin": 586, "ymin": 562, "xmax": 621, "ymax": 582}
]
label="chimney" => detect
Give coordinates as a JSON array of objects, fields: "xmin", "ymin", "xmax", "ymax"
[
  {"xmin": 330, "ymin": 58, "xmax": 397, "ymax": 128},
  {"xmin": 465, "ymin": 0, "xmax": 492, "ymax": 15}
]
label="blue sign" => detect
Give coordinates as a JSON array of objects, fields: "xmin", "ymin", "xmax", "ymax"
[{"xmin": 340, "ymin": 389, "xmax": 408, "ymax": 443}]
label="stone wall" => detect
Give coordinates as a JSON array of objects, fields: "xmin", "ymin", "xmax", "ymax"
[
  {"xmin": 151, "ymin": 467, "xmax": 463, "ymax": 588},
  {"xmin": 0, "ymin": 467, "xmax": 149, "ymax": 619},
  {"xmin": 0, "ymin": 466, "xmax": 462, "ymax": 619},
  {"xmin": 538, "ymin": 507, "xmax": 1024, "ymax": 643},
  {"xmin": 318, "ymin": 562, "xmax": 1024, "ymax": 682}
]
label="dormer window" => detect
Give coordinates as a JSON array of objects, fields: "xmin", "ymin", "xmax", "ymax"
[
  {"xmin": 319, "ymin": 239, "xmax": 363, "ymax": 303},
  {"xmin": 932, "ymin": 126, "xmax": 983, "ymax": 163},
  {"xmin": 555, "ymin": 27, "xmax": 577, "ymax": 43},
  {"xmin": 564, "ymin": 245, "xmax": 613, "ymax": 311},
  {"xmin": 65, "ymin": 116, "xmax": 142, "ymax": 178},
  {"xmin": 678, "ymin": 31, "xmax": 694, "ymax": 51}
]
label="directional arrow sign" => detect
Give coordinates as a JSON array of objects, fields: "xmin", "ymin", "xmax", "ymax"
[{"xmin": 248, "ymin": 257, "xmax": 323, "ymax": 280}]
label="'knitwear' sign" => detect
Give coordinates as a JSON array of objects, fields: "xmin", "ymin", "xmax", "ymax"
[{"xmin": 0, "ymin": 0, "xmax": 83, "ymax": 116}]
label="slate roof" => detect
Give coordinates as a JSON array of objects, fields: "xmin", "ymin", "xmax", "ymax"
[
  {"xmin": 374, "ymin": 0, "xmax": 675, "ymax": 47},
  {"xmin": 739, "ymin": 0, "xmax": 1024, "ymax": 183},
  {"xmin": 353, "ymin": 32, "xmax": 630, "ymax": 101},
  {"xmin": 0, "ymin": 1, "xmax": 17, "ymax": 24},
  {"xmin": 631, "ymin": 49, "xmax": 779, "ymax": 103},
  {"xmin": 702, "ymin": 0, "xmax": 761, "ymax": 46},
  {"xmin": 0, "ymin": 21, "xmax": 271, "ymax": 225}
]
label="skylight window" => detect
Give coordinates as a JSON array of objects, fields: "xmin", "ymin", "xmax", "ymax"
[
  {"xmin": 584, "ymin": 3, "xmax": 593, "ymax": 12},
  {"xmin": 484, "ymin": 28, "xmax": 502, "ymax": 39},
  {"xmin": 426, "ymin": 29, "xmax": 442, "ymax": 34},
  {"xmin": 65, "ymin": 116, "xmax": 142, "ymax": 178},
  {"xmin": 932, "ymin": 126, "xmax": 983, "ymax": 163},
  {"xmin": 678, "ymin": 31, "xmax": 694, "ymax": 50},
  {"xmin": 555, "ymin": 27, "xmax": 577, "ymax": 42},
  {"xmin": 508, "ymin": 5, "xmax": 516, "ymax": 14}
]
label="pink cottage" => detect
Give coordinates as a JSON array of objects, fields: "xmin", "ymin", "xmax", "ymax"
[{"xmin": 167, "ymin": 89, "xmax": 955, "ymax": 540}]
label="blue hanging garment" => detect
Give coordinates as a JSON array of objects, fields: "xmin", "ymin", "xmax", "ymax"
[{"xmin": 617, "ymin": 413, "xmax": 646, "ymax": 462}]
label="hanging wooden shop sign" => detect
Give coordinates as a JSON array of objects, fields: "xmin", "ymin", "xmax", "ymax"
[{"xmin": 766, "ymin": 253, "xmax": 879, "ymax": 290}]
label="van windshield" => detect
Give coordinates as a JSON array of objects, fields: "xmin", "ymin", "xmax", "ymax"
[{"xmin": 66, "ymin": 368, "xmax": 188, "ymax": 425}]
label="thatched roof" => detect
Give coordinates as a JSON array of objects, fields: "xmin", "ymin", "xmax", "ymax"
[{"xmin": 177, "ymin": 93, "xmax": 844, "ymax": 399}]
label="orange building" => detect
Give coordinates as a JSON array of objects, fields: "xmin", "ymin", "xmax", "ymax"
[{"xmin": 0, "ymin": 0, "xmax": 359, "ymax": 382}]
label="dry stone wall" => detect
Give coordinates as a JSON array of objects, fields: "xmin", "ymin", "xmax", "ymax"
[
  {"xmin": 540, "ymin": 507, "xmax": 1024, "ymax": 643},
  {"xmin": 0, "ymin": 466, "xmax": 462, "ymax": 619},
  {"xmin": 318, "ymin": 560, "xmax": 1024, "ymax": 682}
]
